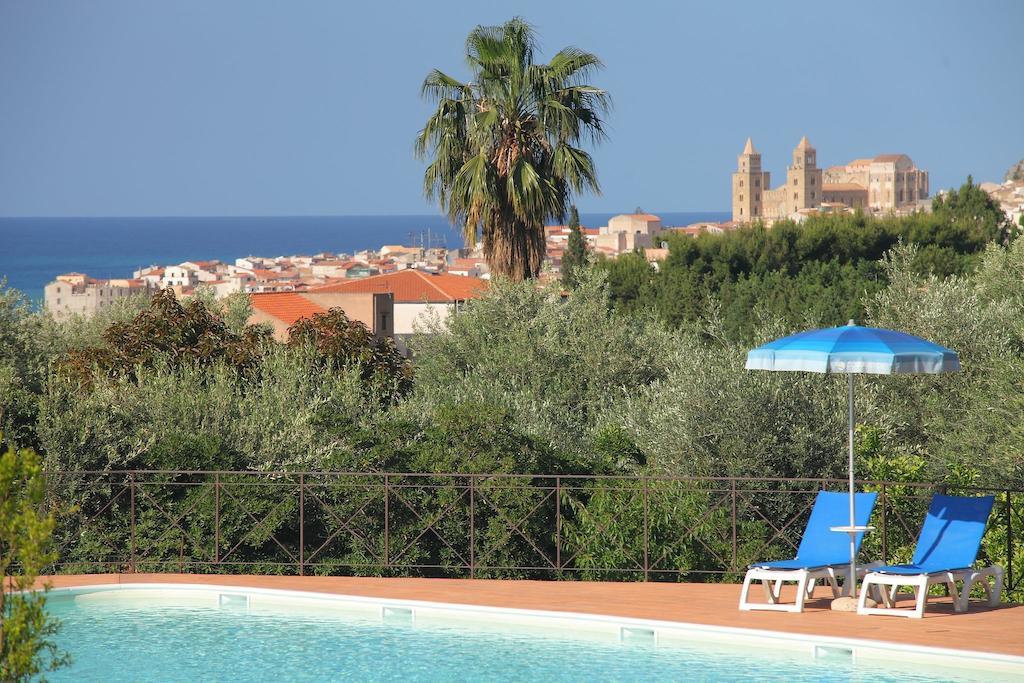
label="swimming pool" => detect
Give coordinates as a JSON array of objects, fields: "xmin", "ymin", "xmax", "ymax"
[{"xmin": 44, "ymin": 585, "xmax": 1022, "ymax": 682}]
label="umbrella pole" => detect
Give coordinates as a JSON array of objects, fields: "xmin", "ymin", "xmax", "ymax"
[{"xmin": 848, "ymin": 373, "xmax": 857, "ymax": 598}]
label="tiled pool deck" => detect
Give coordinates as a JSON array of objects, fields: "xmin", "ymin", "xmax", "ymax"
[{"xmin": 38, "ymin": 574, "xmax": 1024, "ymax": 657}]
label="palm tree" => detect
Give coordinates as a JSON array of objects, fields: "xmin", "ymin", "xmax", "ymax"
[{"xmin": 415, "ymin": 18, "xmax": 609, "ymax": 281}]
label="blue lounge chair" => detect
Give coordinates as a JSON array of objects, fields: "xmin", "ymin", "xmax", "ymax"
[
  {"xmin": 858, "ymin": 494, "xmax": 1002, "ymax": 618},
  {"xmin": 739, "ymin": 490, "xmax": 878, "ymax": 612}
]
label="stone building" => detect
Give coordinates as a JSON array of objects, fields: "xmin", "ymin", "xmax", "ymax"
[
  {"xmin": 732, "ymin": 137, "xmax": 929, "ymax": 222},
  {"xmin": 44, "ymin": 273, "xmax": 152, "ymax": 320},
  {"xmin": 596, "ymin": 211, "xmax": 663, "ymax": 251},
  {"xmin": 823, "ymin": 154, "xmax": 929, "ymax": 211}
]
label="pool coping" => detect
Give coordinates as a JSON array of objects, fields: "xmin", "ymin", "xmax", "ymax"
[{"xmin": 43, "ymin": 581, "xmax": 1024, "ymax": 675}]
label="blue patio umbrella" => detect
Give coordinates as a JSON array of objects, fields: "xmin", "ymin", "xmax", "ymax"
[{"xmin": 745, "ymin": 321, "xmax": 959, "ymax": 602}]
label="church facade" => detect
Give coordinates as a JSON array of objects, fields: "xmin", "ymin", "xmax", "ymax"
[{"xmin": 731, "ymin": 137, "xmax": 929, "ymax": 223}]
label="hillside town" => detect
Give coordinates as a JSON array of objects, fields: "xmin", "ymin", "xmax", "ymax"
[
  {"xmin": 42, "ymin": 210, "xmax": 689, "ymax": 349},
  {"xmin": 43, "ymin": 144, "xmax": 1024, "ymax": 346}
]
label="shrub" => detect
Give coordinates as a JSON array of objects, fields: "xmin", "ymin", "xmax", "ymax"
[{"xmin": 1, "ymin": 438, "xmax": 68, "ymax": 679}]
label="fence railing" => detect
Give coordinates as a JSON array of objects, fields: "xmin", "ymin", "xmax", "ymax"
[{"xmin": 45, "ymin": 471, "xmax": 1024, "ymax": 600}]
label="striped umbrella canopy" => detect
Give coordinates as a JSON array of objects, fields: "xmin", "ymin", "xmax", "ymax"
[
  {"xmin": 745, "ymin": 321, "xmax": 959, "ymax": 603},
  {"xmin": 745, "ymin": 323, "xmax": 960, "ymax": 375}
]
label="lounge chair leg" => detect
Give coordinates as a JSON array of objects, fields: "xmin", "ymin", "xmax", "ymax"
[
  {"xmin": 913, "ymin": 577, "xmax": 928, "ymax": 618},
  {"xmin": 947, "ymin": 573, "xmax": 964, "ymax": 613},
  {"xmin": 795, "ymin": 575, "xmax": 809, "ymax": 612},
  {"xmin": 825, "ymin": 569, "xmax": 841, "ymax": 598},
  {"xmin": 761, "ymin": 578, "xmax": 776, "ymax": 604},
  {"xmin": 858, "ymin": 577, "xmax": 872, "ymax": 611},
  {"xmin": 991, "ymin": 567, "xmax": 1004, "ymax": 605},
  {"xmin": 739, "ymin": 572, "xmax": 754, "ymax": 610}
]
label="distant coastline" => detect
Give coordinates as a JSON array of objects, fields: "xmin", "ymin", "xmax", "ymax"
[{"xmin": 0, "ymin": 213, "xmax": 729, "ymax": 302}]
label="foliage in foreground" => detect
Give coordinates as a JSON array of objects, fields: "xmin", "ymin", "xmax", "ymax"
[
  {"xmin": 2, "ymin": 202, "xmax": 1024, "ymax": 596},
  {"xmin": 0, "ymin": 439, "xmax": 67, "ymax": 681}
]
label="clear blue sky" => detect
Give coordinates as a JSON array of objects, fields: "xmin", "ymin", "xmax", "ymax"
[{"xmin": 1, "ymin": 0, "xmax": 1021, "ymax": 217}]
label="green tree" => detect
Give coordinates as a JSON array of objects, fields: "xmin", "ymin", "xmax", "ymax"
[
  {"xmin": 58, "ymin": 289, "xmax": 271, "ymax": 385},
  {"xmin": 407, "ymin": 270, "xmax": 672, "ymax": 465},
  {"xmin": 287, "ymin": 308, "xmax": 412, "ymax": 401},
  {"xmin": 561, "ymin": 205, "xmax": 588, "ymax": 288},
  {"xmin": 416, "ymin": 18, "xmax": 610, "ymax": 280},
  {"xmin": 1, "ymin": 438, "xmax": 68, "ymax": 680},
  {"xmin": 931, "ymin": 175, "xmax": 1014, "ymax": 245}
]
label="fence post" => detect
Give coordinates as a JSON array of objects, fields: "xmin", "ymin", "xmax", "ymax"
[
  {"xmin": 383, "ymin": 474, "xmax": 389, "ymax": 570},
  {"xmin": 880, "ymin": 483, "xmax": 887, "ymax": 564},
  {"xmin": 730, "ymin": 479, "xmax": 738, "ymax": 571},
  {"xmin": 129, "ymin": 473, "xmax": 136, "ymax": 574},
  {"xmin": 555, "ymin": 476, "xmax": 561, "ymax": 574},
  {"xmin": 1008, "ymin": 490, "xmax": 1013, "ymax": 596},
  {"xmin": 469, "ymin": 476, "xmax": 475, "ymax": 579},
  {"xmin": 214, "ymin": 473, "xmax": 220, "ymax": 566},
  {"xmin": 642, "ymin": 477, "xmax": 649, "ymax": 581},
  {"xmin": 298, "ymin": 473, "xmax": 305, "ymax": 577}
]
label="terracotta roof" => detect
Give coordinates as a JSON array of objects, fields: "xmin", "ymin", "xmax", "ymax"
[
  {"xmin": 847, "ymin": 158, "xmax": 874, "ymax": 167},
  {"xmin": 251, "ymin": 268, "xmax": 285, "ymax": 280},
  {"xmin": 822, "ymin": 183, "xmax": 868, "ymax": 192},
  {"xmin": 873, "ymin": 154, "xmax": 906, "ymax": 163},
  {"xmin": 310, "ymin": 269, "xmax": 487, "ymax": 303},
  {"xmin": 672, "ymin": 226, "xmax": 705, "ymax": 236},
  {"xmin": 249, "ymin": 292, "xmax": 325, "ymax": 326}
]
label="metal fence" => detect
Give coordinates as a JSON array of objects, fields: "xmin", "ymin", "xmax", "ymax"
[{"xmin": 45, "ymin": 471, "xmax": 1023, "ymax": 599}]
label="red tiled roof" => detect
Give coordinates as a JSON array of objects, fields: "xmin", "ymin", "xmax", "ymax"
[
  {"xmin": 311, "ymin": 269, "xmax": 487, "ymax": 303},
  {"xmin": 249, "ymin": 292, "xmax": 325, "ymax": 326},
  {"xmin": 251, "ymin": 268, "xmax": 285, "ymax": 280},
  {"xmin": 450, "ymin": 258, "xmax": 483, "ymax": 270}
]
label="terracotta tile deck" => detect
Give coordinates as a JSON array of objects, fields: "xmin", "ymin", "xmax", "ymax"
[{"xmin": 39, "ymin": 574, "xmax": 1024, "ymax": 658}]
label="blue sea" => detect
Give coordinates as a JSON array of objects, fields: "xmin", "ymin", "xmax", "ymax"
[{"xmin": 0, "ymin": 212, "xmax": 728, "ymax": 302}]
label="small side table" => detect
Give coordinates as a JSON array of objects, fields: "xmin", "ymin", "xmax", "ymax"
[{"xmin": 829, "ymin": 525, "xmax": 876, "ymax": 600}]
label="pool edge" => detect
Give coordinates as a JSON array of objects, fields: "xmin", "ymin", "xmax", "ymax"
[{"xmin": 39, "ymin": 581, "xmax": 1024, "ymax": 674}]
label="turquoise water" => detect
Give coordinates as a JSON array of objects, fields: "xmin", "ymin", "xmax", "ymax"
[{"xmin": 45, "ymin": 591, "xmax": 1002, "ymax": 682}]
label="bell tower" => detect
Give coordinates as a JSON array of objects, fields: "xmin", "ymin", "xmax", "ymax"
[
  {"xmin": 785, "ymin": 136, "xmax": 823, "ymax": 214},
  {"xmin": 732, "ymin": 138, "xmax": 770, "ymax": 222}
]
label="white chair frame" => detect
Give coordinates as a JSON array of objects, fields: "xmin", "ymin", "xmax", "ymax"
[
  {"xmin": 739, "ymin": 561, "xmax": 882, "ymax": 613},
  {"xmin": 857, "ymin": 565, "xmax": 1003, "ymax": 618}
]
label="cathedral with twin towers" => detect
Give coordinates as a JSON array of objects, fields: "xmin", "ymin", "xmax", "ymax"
[{"xmin": 731, "ymin": 136, "xmax": 929, "ymax": 223}]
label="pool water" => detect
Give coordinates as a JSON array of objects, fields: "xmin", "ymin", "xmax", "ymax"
[{"xmin": 44, "ymin": 590, "xmax": 1008, "ymax": 682}]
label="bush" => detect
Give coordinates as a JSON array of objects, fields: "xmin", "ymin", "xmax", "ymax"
[
  {"xmin": 1, "ymin": 438, "xmax": 68, "ymax": 679},
  {"xmin": 407, "ymin": 271, "xmax": 674, "ymax": 467}
]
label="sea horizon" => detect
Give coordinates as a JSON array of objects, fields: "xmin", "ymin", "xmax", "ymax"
[{"xmin": 1, "ymin": 211, "xmax": 729, "ymax": 302}]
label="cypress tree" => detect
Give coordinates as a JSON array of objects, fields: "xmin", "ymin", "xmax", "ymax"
[{"xmin": 561, "ymin": 205, "xmax": 587, "ymax": 289}]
